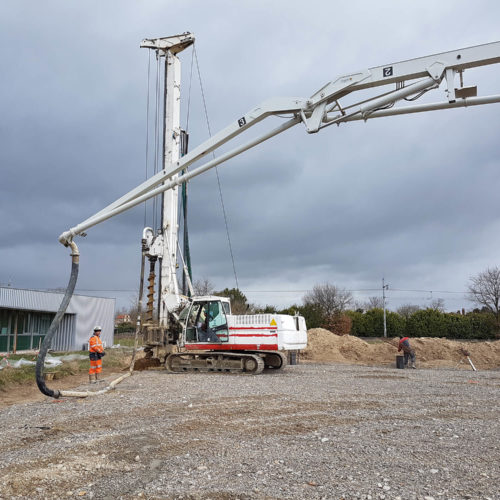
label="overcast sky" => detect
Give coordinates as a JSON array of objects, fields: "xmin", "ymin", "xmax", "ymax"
[{"xmin": 1, "ymin": 0, "xmax": 500, "ymax": 314}]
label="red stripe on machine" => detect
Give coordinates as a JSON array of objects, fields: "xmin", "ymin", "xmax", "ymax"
[
  {"xmin": 230, "ymin": 333, "xmax": 277, "ymax": 338},
  {"xmin": 229, "ymin": 327, "xmax": 278, "ymax": 330},
  {"xmin": 185, "ymin": 343, "xmax": 279, "ymax": 351}
]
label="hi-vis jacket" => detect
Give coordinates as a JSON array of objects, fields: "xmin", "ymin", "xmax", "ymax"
[{"xmin": 89, "ymin": 335, "xmax": 104, "ymax": 354}]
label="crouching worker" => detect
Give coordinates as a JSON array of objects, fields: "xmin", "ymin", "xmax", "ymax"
[
  {"xmin": 89, "ymin": 326, "xmax": 105, "ymax": 383},
  {"xmin": 398, "ymin": 336, "xmax": 416, "ymax": 369}
]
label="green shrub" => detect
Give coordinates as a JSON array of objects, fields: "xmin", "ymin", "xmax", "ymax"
[
  {"xmin": 347, "ymin": 309, "xmax": 405, "ymax": 337},
  {"xmin": 346, "ymin": 310, "xmax": 368, "ymax": 336},
  {"xmin": 404, "ymin": 309, "xmax": 496, "ymax": 339},
  {"xmin": 405, "ymin": 309, "xmax": 447, "ymax": 337},
  {"xmin": 279, "ymin": 303, "xmax": 324, "ymax": 329},
  {"xmin": 116, "ymin": 322, "xmax": 135, "ymax": 334},
  {"xmin": 464, "ymin": 312, "xmax": 497, "ymax": 339}
]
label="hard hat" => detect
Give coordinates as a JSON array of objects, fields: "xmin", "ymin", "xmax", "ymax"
[{"xmin": 94, "ymin": 326, "xmax": 102, "ymax": 332}]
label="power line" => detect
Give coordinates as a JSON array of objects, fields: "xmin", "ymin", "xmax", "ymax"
[
  {"xmin": 242, "ymin": 288, "xmax": 469, "ymax": 294},
  {"xmin": 389, "ymin": 288, "xmax": 467, "ymax": 294},
  {"xmin": 74, "ymin": 289, "xmax": 138, "ymax": 293},
  {"xmin": 63, "ymin": 287, "xmax": 470, "ymax": 294}
]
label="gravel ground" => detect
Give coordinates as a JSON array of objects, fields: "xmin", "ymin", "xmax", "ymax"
[{"xmin": 0, "ymin": 363, "xmax": 499, "ymax": 500}]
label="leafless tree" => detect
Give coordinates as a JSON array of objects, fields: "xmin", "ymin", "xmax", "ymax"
[
  {"xmin": 352, "ymin": 300, "xmax": 366, "ymax": 312},
  {"xmin": 193, "ymin": 278, "xmax": 215, "ymax": 296},
  {"xmin": 468, "ymin": 266, "xmax": 500, "ymax": 322},
  {"xmin": 397, "ymin": 304, "xmax": 421, "ymax": 319},
  {"xmin": 429, "ymin": 298, "xmax": 446, "ymax": 312},
  {"xmin": 303, "ymin": 283, "xmax": 353, "ymax": 316},
  {"xmin": 364, "ymin": 296, "xmax": 384, "ymax": 310}
]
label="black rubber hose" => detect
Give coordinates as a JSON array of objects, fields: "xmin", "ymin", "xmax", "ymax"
[{"xmin": 36, "ymin": 249, "xmax": 79, "ymax": 398}]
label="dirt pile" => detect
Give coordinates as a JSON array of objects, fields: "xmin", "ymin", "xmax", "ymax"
[
  {"xmin": 133, "ymin": 357, "xmax": 161, "ymax": 371},
  {"xmin": 302, "ymin": 328, "xmax": 500, "ymax": 370}
]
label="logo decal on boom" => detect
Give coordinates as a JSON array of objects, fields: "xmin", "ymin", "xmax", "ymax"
[
  {"xmin": 383, "ymin": 66, "xmax": 393, "ymax": 77},
  {"xmin": 238, "ymin": 117, "xmax": 246, "ymax": 127}
]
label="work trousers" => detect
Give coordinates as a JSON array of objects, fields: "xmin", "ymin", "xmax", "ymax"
[
  {"xmin": 89, "ymin": 358, "xmax": 102, "ymax": 375},
  {"xmin": 404, "ymin": 350, "xmax": 416, "ymax": 366}
]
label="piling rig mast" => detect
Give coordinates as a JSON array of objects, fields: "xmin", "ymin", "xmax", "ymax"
[{"xmin": 137, "ymin": 34, "xmax": 195, "ymax": 355}]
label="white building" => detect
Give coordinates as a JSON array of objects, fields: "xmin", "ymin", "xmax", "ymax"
[{"xmin": 0, "ymin": 287, "xmax": 115, "ymax": 352}]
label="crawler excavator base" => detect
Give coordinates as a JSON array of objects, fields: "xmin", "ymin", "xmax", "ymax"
[{"xmin": 165, "ymin": 350, "xmax": 287, "ymax": 374}]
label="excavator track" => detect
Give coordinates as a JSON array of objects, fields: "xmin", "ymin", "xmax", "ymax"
[
  {"xmin": 166, "ymin": 352, "xmax": 265, "ymax": 374},
  {"xmin": 262, "ymin": 351, "xmax": 287, "ymax": 370}
]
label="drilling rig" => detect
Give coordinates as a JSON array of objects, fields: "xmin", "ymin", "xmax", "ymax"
[{"xmin": 133, "ymin": 34, "xmax": 306, "ymax": 373}]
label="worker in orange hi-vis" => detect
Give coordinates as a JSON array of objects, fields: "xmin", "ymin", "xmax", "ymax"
[{"xmin": 89, "ymin": 326, "xmax": 105, "ymax": 383}]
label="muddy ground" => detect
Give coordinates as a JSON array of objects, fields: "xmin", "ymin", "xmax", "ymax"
[{"xmin": 1, "ymin": 361, "xmax": 499, "ymax": 500}]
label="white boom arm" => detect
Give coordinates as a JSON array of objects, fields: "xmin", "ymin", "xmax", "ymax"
[{"xmin": 59, "ymin": 41, "xmax": 500, "ymax": 245}]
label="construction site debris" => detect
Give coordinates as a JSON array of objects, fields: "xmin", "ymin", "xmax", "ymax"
[{"xmin": 0, "ymin": 354, "xmax": 87, "ymax": 370}]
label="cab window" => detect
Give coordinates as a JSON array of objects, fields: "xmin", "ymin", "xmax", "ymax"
[{"xmin": 186, "ymin": 300, "xmax": 229, "ymax": 343}]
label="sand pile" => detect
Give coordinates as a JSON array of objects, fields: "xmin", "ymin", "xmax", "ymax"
[
  {"xmin": 133, "ymin": 357, "xmax": 161, "ymax": 371},
  {"xmin": 302, "ymin": 328, "xmax": 500, "ymax": 370}
]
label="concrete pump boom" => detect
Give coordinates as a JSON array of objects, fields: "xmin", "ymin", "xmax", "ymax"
[{"xmin": 59, "ymin": 40, "xmax": 500, "ymax": 248}]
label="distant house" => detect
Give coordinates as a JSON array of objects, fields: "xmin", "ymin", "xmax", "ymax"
[
  {"xmin": 0, "ymin": 287, "xmax": 115, "ymax": 353},
  {"xmin": 115, "ymin": 314, "xmax": 131, "ymax": 325}
]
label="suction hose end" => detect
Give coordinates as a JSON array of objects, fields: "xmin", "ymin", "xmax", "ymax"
[{"xmin": 69, "ymin": 240, "xmax": 80, "ymax": 264}]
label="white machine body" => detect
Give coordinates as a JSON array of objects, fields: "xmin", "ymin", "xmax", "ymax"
[{"xmin": 179, "ymin": 296, "xmax": 307, "ymax": 352}]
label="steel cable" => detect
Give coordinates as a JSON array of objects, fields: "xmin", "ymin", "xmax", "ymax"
[{"xmin": 193, "ymin": 44, "xmax": 239, "ymax": 290}]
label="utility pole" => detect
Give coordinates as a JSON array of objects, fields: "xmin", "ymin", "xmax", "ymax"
[{"xmin": 382, "ymin": 278, "xmax": 389, "ymax": 338}]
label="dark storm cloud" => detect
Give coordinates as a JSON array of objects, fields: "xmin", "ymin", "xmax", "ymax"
[{"xmin": 1, "ymin": 0, "xmax": 500, "ymax": 311}]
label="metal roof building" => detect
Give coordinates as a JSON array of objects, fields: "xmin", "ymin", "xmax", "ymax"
[{"xmin": 0, "ymin": 287, "xmax": 115, "ymax": 352}]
